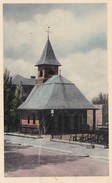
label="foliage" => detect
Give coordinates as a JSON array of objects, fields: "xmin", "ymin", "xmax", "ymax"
[
  {"xmin": 4, "ymin": 69, "xmax": 14, "ymax": 131},
  {"xmin": 11, "ymin": 82, "xmax": 23, "ymax": 131},
  {"xmin": 92, "ymin": 92, "xmax": 108, "ymax": 105},
  {"xmin": 4, "ymin": 69, "xmax": 23, "ymax": 132}
]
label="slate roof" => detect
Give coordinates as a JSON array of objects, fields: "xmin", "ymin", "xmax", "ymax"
[
  {"xmin": 18, "ymin": 75, "xmax": 95, "ymax": 110},
  {"xmin": 12, "ymin": 75, "xmax": 36, "ymax": 86},
  {"xmin": 35, "ymin": 38, "xmax": 61, "ymax": 66}
]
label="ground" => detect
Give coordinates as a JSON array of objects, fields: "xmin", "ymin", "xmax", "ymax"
[{"xmin": 4, "ymin": 134, "xmax": 109, "ymax": 177}]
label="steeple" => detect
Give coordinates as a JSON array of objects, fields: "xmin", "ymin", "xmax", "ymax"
[
  {"xmin": 35, "ymin": 37, "xmax": 61, "ymax": 66},
  {"xmin": 35, "ymin": 28, "xmax": 61, "ymax": 84}
]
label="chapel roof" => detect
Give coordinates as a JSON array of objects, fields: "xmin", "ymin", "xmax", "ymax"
[{"xmin": 18, "ymin": 75, "xmax": 95, "ymax": 110}]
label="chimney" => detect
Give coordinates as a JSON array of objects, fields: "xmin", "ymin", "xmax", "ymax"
[{"xmin": 31, "ymin": 76, "xmax": 36, "ymax": 79}]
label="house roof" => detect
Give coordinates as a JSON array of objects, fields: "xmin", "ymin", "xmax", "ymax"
[
  {"xmin": 35, "ymin": 38, "xmax": 61, "ymax": 66},
  {"xmin": 18, "ymin": 75, "xmax": 95, "ymax": 110},
  {"xmin": 12, "ymin": 75, "xmax": 36, "ymax": 86}
]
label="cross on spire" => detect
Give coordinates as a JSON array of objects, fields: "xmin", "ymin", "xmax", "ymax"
[{"xmin": 46, "ymin": 26, "xmax": 51, "ymax": 39}]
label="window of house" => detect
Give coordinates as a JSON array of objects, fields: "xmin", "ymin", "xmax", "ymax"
[
  {"xmin": 28, "ymin": 116, "xmax": 30, "ymax": 124},
  {"xmin": 33, "ymin": 113, "xmax": 36, "ymax": 124}
]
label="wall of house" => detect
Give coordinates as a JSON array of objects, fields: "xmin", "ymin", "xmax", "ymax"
[
  {"xmin": 20, "ymin": 108, "xmax": 104, "ymax": 134},
  {"xmin": 20, "ymin": 110, "xmax": 40, "ymax": 128},
  {"xmin": 44, "ymin": 109, "xmax": 89, "ymax": 134},
  {"xmin": 87, "ymin": 105, "xmax": 103, "ymax": 128}
]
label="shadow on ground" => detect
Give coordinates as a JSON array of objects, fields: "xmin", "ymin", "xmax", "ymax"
[{"xmin": 4, "ymin": 143, "xmax": 83, "ymax": 173}]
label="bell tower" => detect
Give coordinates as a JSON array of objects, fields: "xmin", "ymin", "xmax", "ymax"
[{"xmin": 35, "ymin": 27, "xmax": 61, "ymax": 84}]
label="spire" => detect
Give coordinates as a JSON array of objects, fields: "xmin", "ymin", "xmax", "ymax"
[{"xmin": 35, "ymin": 29, "xmax": 61, "ymax": 66}]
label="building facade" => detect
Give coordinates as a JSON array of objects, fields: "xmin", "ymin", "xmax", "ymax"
[{"xmin": 18, "ymin": 34, "xmax": 98, "ymax": 135}]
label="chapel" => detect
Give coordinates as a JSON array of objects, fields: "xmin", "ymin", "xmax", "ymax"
[{"xmin": 18, "ymin": 29, "xmax": 97, "ymax": 135}]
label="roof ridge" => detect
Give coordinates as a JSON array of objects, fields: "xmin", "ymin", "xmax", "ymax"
[{"xmin": 44, "ymin": 75, "xmax": 74, "ymax": 85}]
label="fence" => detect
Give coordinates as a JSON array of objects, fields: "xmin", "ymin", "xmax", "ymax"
[{"xmin": 52, "ymin": 128, "xmax": 109, "ymax": 147}]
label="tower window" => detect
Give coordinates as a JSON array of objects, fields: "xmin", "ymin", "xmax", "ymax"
[
  {"xmin": 48, "ymin": 69, "xmax": 54, "ymax": 76},
  {"xmin": 40, "ymin": 70, "xmax": 43, "ymax": 77}
]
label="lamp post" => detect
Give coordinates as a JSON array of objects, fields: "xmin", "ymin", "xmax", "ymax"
[{"xmin": 51, "ymin": 109, "xmax": 54, "ymax": 139}]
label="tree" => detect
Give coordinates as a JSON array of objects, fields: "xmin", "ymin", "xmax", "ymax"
[
  {"xmin": 4, "ymin": 69, "xmax": 14, "ymax": 132},
  {"xmin": 92, "ymin": 92, "xmax": 108, "ymax": 125},
  {"xmin": 11, "ymin": 81, "xmax": 23, "ymax": 131},
  {"xmin": 92, "ymin": 92, "xmax": 108, "ymax": 105},
  {"xmin": 4, "ymin": 69, "xmax": 23, "ymax": 132}
]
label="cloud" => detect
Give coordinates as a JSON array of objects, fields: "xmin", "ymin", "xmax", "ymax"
[
  {"xmin": 4, "ymin": 47, "xmax": 108, "ymax": 100},
  {"xmin": 60, "ymin": 48, "xmax": 108, "ymax": 100},
  {"xmin": 4, "ymin": 6, "xmax": 107, "ymax": 59},
  {"xmin": 4, "ymin": 58, "xmax": 37, "ymax": 78},
  {"xmin": 3, "ymin": 4, "xmax": 106, "ymax": 22},
  {"xmin": 4, "ymin": 43, "xmax": 38, "ymax": 64},
  {"xmin": 3, "ymin": 4, "xmax": 107, "ymax": 100}
]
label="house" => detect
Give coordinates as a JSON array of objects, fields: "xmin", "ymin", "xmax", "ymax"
[
  {"xmin": 87, "ymin": 104, "xmax": 108, "ymax": 128},
  {"xmin": 12, "ymin": 74, "xmax": 36, "ymax": 101}
]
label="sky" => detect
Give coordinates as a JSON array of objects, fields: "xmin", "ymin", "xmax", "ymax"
[{"xmin": 3, "ymin": 3, "xmax": 108, "ymax": 100}]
